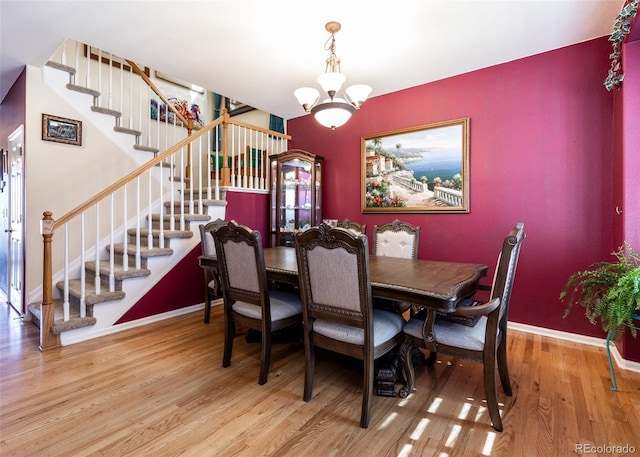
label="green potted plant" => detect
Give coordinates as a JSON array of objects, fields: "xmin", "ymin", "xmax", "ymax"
[{"xmin": 560, "ymin": 243, "xmax": 640, "ymax": 341}]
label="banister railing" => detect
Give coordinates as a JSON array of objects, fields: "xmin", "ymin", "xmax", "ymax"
[
  {"xmin": 39, "ymin": 40, "xmax": 291, "ymax": 350},
  {"xmin": 39, "ymin": 111, "xmax": 290, "ymax": 350}
]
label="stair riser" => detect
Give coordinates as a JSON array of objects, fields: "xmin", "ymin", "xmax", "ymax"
[
  {"xmin": 150, "ymin": 219, "xmax": 191, "ymax": 231},
  {"xmin": 126, "ymin": 234, "xmax": 173, "ymax": 248},
  {"xmin": 111, "ymin": 253, "xmax": 149, "ymax": 269},
  {"xmin": 50, "ymin": 290, "xmax": 97, "ymax": 315},
  {"xmin": 58, "ymin": 276, "xmax": 123, "ymax": 294}
]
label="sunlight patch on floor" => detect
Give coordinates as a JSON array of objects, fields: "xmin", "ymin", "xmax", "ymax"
[
  {"xmin": 458, "ymin": 401, "xmax": 472, "ymax": 420},
  {"xmin": 482, "ymin": 431, "xmax": 497, "ymax": 455},
  {"xmin": 475, "ymin": 405, "xmax": 487, "ymax": 422},
  {"xmin": 379, "ymin": 411, "xmax": 398, "ymax": 429},
  {"xmin": 427, "ymin": 397, "xmax": 442, "ymax": 413},
  {"xmin": 444, "ymin": 424, "xmax": 462, "ymax": 447},
  {"xmin": 397, "ymin": 444, "xmax": 413, "ymax": 457},
  {"xmin": 410, "ymin": 418, "xmax": 430, "ymax": 440}
]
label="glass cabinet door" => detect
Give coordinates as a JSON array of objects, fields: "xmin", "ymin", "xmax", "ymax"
[{"xmin": 269, "ymin": 149, "xmax": 323, "ymax": 247}]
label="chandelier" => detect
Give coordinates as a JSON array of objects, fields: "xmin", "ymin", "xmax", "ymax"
[{"xmin": 294, "ymin": 21, "xmax": 372, "ymax": 130}]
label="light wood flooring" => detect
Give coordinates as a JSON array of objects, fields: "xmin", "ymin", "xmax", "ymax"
[{"xmin": 1, "ymin": 304, "xmax": 639, "ymax": 457}]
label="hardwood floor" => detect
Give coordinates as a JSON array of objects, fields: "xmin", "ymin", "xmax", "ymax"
[{"xmin": 1, "ymin": 304, "xmax": 639, "ymax": 457}]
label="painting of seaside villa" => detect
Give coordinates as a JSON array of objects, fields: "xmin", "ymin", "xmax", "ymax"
[{"xmin": 361, "ymin": 118, "xmax": 469, "ymax": 213}]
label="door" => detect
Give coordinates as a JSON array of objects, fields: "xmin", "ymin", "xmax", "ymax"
[{"xmin": 7, "ymin": 126, "xmax": 24, "ymax": 315}]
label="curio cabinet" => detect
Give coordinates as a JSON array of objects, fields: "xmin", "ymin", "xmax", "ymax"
[{"xmin": 269, "ymin": 149, "xmax": 323, "ymax": 247}]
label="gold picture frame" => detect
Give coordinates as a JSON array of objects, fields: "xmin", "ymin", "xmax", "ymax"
[
  {"xmin": 362, "ymin": 118, "xmax": 469, "ymax": 213},
  {"xmin": 42, "ymin": 114, "xmax": 82, "ymax": 146}
]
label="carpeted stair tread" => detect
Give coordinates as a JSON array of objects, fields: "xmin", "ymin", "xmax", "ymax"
[
  {"xmin": 66, "ymin": 83, "xmax": 100, "ymax": 97},
  {"xmin": 55, "ymin": 279, "xmax": 126, "ymax": 305},
  {"xmin": 84, "ymin": 260, "xmax": 151, "ymax": 280},
  {"xmin": 133, "ymin": 144, "xmax": 160, "ymax": 153},
  {"xmin": 109, "ymin": 243, "xmax": 173, "ymax": 257},
  {"xmin": 127, "ymin": 228, "xmax": 193, "ymax": 239},
  {"xmin": 28, "ymin": 300, "xmax": 97, "ymax": 333},
  {"xmin": 149, "ymin": 213, "xmax": 211, "ymax": 222},
  {"xmin": 114, "ymin": 125, "xmax": 142, "ymax": 136},
  {"xmin": 164, "ymin": 199, "xmax": 227, "ymax": 209},
  {"xmin": 45, "ymin": 60, "xmax": 76, "ymax": 75},
  {"xmin": 91, "ymin": 106, "xmax": 121, "ymax": 118}
]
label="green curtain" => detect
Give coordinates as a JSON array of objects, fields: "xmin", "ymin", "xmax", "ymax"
[
  {"xmin": 269, "ymin": 114, "xmax": 285, "ymax": 134},
  {"xmin": 213, "ymin": 93, "xmax": 223, "ymax": 151}
]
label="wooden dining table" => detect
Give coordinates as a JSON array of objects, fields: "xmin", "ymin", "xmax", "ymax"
[{"xmin": 199, "ymin": 246, "xmax": 488, "ymax": 313}]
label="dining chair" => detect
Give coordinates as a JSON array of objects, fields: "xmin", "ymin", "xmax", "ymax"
[
  {"xmin": 400, "ymin": 222, "xmax": 526, "ymax": 432},
  {"xmin": 213, "ymin": 221, "xmax": 303, "ymax": 385},
  {"xmin": 199, "ymin": 218, "xmax": 228, "ymax": 323},
  {"xmin": 294, "ymin": 224, "xmax": 405, "ymax": 428},
  {"xmin": 372, "ymin": 219, "xmax": 421, "ymax": 315},
  {"xmin": 336, "ymin": 218, "xmax": 367, "ymax": 236},
  {"xmin": 372, "ymin": 219, "xmax": 420, "ymax": 259}
]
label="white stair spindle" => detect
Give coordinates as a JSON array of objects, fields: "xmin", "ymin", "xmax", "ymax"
[
  {"xmin": 180, "ymin": 147, "xmax": 185, "ymax": 231},
  {"xmin": 122, "ymin": 186, "xmax": 129, "ymax": 271},
  {"xmin": 109, "ymin": 194, "xmax": 115, "ymax": 292},
  {"xmin": 108, "ymin": 52, "xmax": 113, "ymax": 110},
  {"xmin": 158, "ymin": 153, "xmax": 164, "ymax": 250},
  {"xmin": 86, "ymin": 45, "xmax": 91, "ymax": 88},
  {"xmin": 148, "ymin": 171, "xmax": 153, "ymax": 250},
  {"xmin": 97, "ymin": 49, "xmax": 102, "ymax": 107},
  {"xmin": 188, "ymin": 145, "xmax": 194, "ymax": 214},
  {"xmin": 129, "ymin": 63, "xmax": 134, "ymax": 129},
  {"xmin": 63, "ymin": 224, "xmax": 69, "ymax": 322},
  {"xmin": 135, "ymin": 176, "xmax": 141, "ymax": 270},
  {"xmin": 80, "ymin": 213, "xmax": 86, "ymax": 318},
  {"xmin": 206, "ymin": 129, "xmax": 212, "ymax": 200},
  {"xmin": 197, "ymin": 135, "xmax": 203, "ymax": 214},
  {"xmin": 94, "ymin": 203, "xmax": 101, "ymax": 294}
]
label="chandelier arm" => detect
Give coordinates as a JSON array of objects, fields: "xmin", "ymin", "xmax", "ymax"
[{"xmin": 294, "ymin": 21, "xmax": 370, "ymax": 129}]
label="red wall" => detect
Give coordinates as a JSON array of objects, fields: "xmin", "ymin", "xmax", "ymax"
[
  {"xmin": 617, "ymin": 36, "xmax": 640, "ymax": 361},
  {"xmin": 288, "ymin": 38, "xmax": 620, "ymax": 342}
]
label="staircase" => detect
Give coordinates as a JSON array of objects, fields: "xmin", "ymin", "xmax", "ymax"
[
  {"xmin": 31, "ymin": 40, "xmax": 291, "ymax": 350},
  {"xmin": 28, "ymin": 202, "xmax": 219, "ymax": 336}
]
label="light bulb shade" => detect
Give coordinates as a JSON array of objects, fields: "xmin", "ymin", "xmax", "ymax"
[
  {"xmin": 346, "ymin": 84, "xmax": 372, "ymax": 106},
  {"xmin": 311, "ymin": 99, "xmax": 356, "ymax": 129},
  {"xmin": 317, "ymin": 72, "xmax": 346, "ymax": 95},
  {"xmin": 294, "ymin": 87, "xmax": 320, "ymax": 111}
]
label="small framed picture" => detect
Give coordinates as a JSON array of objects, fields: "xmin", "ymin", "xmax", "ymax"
[{"xmin": 42, "ymin": 114, "xmax": 82, "ymax": 146}]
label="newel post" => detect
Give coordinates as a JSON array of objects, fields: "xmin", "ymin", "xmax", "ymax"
[
  {"xmin": 221, "ymin": 109, "xmax": 232, "ymax": 187},
  {"xmin": 40, "ymin": 211, "xmax": 60, "ymax": 351}
]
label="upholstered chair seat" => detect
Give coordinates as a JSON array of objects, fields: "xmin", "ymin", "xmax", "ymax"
[
  {"xmin": 404, "ymin": 315, "xmax": 488, "ymax": 351},
  {"xmin": 214, "ymin": 221, "xmax": 303, "ymax": 385},
  {"xmin": 295, "ymin": 224, "xmax": 405, "ymax": 428},
  {"xmin": 400, "ymin": 222, "xmax": 525, "ymax": 432}
]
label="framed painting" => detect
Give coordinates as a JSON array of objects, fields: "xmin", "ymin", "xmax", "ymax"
[
  {"xmin": 362, "ymin": 118, "xmax": 469, "ymax": 213},
  {"xmin": 227, "ymin": 98, "xmax": 256, "ymax": 117},
  {"xmin": 42, "ymin": 114, "xmax": 82, "ymax": 146}
]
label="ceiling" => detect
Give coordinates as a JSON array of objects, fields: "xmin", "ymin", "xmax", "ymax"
[{"xmin": 0, "ymin": 1, "xmax": 624, "ymax": 120}]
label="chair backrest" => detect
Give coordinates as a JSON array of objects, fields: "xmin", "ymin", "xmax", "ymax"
[
  {"xmin": 295, "ymin": 224, "xmax": 373, "ymax": 332},
  {"xmin": 337, "ymin": 219, "xmax": 367, "ymax": 236},
  {"xmin": 199, "ymin": 218, "xmax": 228, "ymax": 256},
  {"xmin": 489, "ymin": 222, "xmax": 526, "ymax": 330},
  {"xmin": 372, "ymin": 219, "xmax": 420, "ymax": 259},
  {"xmin": 213, "ymin": 222, "xmax": 270, "ymax": 314}
]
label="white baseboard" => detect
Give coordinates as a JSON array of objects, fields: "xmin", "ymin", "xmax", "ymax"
[
  {"xmin": 60, "ymin": 299, "xmax": 223, "ymax": 346},
  {"xmin": 508, "ymin": 321, "xmax": 640, "ymax": 374}
]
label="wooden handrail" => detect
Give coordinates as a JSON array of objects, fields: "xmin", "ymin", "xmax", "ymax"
[
  {"xmin": 126, "ymin": 60, "xmax": 191, "ymax": 128},
  {"xmin": 52, "ymin": 117, "xmax": 223, "ymax": 230}
]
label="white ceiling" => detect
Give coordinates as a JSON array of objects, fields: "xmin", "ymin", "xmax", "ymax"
[{"xmin": 0, "ymin": 0, "xmax": 624, "ymax": 120}]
